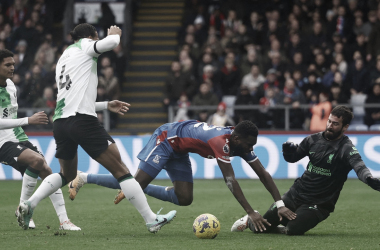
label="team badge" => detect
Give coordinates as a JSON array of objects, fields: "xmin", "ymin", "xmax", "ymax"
[
  {"xmin": 223, "ymin": 144, "xmax": 229, "ymax": 154},
  {"xmin": 153, "ymin": 155, "xmax": 161, "ymax": 164}
]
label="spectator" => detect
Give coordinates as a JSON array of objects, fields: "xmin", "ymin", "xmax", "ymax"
[
  {"xmin": 364, "ymin": 81, "xmax": 380, "ymax": 127},
  {"xmin": 246, "ymin": 11, "xmax": 263, "ymax": 45},
  {"xmin": 335, "ymin": 53, "xmax": 348, "ymax": 75},
  {"xmin": 98, "ymin": 66, "xmax": 120, "ymax": 101},
  {"xmin": 234, "ymin": 86, "xmax": 257, "ymax": 124},
  {"xmin": 322, "ymin": 62, "xmax": 339, "ymax": 88},
  {"xmin": 173, "ymin": 93, "xmax": 191, "ymax": 122},
  {"xmin": 264, "ymin": 50, "xmax": 286, "ymax": 79},
  {"xmin": 288, "ymin": 52, "xmax": 307, "ymax": 76},
  {"xmin": 240, "ymin": 48, "xmax": 262, "ymax": 76},
  {"xmin": 308, "ymin": 22, "xmax": 327, "ymax": 51},
  {"xmin": 197, "ymin": 53, "xmax": 219, "ymax": 80},
  {"xmin": 223, "ymin": 10, "xmax": 241, "ymax": 34},
  {"xmin": 302, "ymin": 72, "xmax": 324, "ymax": 103},
  {"xmin": 202, "ymin": 65, "xmax": 223, "ymax": 100},
  {"xmin": 192, "ymin": 83, "xmax": 219, "ymax": 118},
  {"xmin": 219, "ymin": 52, "xmax": 240, "ymax": 96},
  {"xmin": 241, "ymin": 64, "xmax": 265, "ymax": 96},
  {"xmin": 256, "ymin": 68, "xmax": 281, "ymax": 100},
  {"xmin": 163, "ymin": 61, "xmax": 197, "ymax": 106},
  {"xmin": 258, "ymin": 87, "xmax": 277, "ymax": 128},
  {"xmin": 345, "ymin": 58, "xmax": 370, "ymax": 96},
  {"xmin": 366, "ymin": 8, "xmax": 380, "ymax": 63},
  {"xmin": 32, "ymin": 86, "xmax": 56, "ymax": 108},
  {"xmin": 310, "ymin": 92, "xmax": 332, "ymax": 131},
  {"xmin": 370, "ymin": 59, "xmax": 380, "ymax": 84},
  {"xmin": 19, "ymin": 64, "xmax": 44, "ymax": 107},
  {"xmin": 353, "ymin": 16, "xmax": 372, "ymax": 39},
  {"xmin": 207, "ymin": 102, "xmax": 235, "ymax": 127},
  {"xmin": 276, "ymin": 78, "xmax": 306, "ymax": 129},
  {"xmin": 329, "ymin": 82, "xmax": 349, "ymax": 106},
  {"xmin": 209, "ymin": 6, "xmax": 225, "ymax": 37},
  {"xmin": 6, "ymin": 0, "xmax": 27, "ymax": 30}
]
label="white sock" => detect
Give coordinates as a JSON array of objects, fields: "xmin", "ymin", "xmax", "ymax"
[
  {"xmin": 29, "ymin": 173, "xmax": 62, "ymax": 210},
  {"xmin": 119, "ymin": 178, "xmax": 156, "ymax": 223},
  {"xmin": 20, "ymin": 172, "xmax": 38, "ymax": 203},
  {"xmin": 49, "ymin": 188, "xmax": 69, "ymax": 223},
  {"xmin": 80, "ymin": 172, "xmax": 88, "ymax": 183}
]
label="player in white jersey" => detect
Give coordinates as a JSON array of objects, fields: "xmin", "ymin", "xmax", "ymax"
[
  {"xmin": 0, "ymin": 49, "xmax": 80, "ymax": 230},
  {"xmin": 17, "ymin": 23, "xmax": 176, "ymax": 233}
]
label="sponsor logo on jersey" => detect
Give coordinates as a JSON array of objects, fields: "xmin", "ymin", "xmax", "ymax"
[
  {"xmin": 153, "ymin": 155, "xmax": 161, "ymax": 164},
  {"xmin": 307, "ymin": 162, "xmax": 331, "ymax": 176},
  {"xmin": 223, "ymin": 144, "xmax": 229, "ymax": 154},
  {"xmin": 327, "ymin": 154, "xmax": 334, "ymax": 164}
]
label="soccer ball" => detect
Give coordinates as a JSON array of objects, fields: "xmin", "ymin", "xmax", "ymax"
[{"xmin": 193, "ymin": 213, "xmax": 221, "ymax": 239}]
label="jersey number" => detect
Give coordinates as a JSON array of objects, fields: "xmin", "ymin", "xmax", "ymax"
[
  {"xmin": 58, "ymin": 65, "xmax": 72, "ymax": 90},
  {"xmin": 194, "ymin": 122, "xmax": 221, "ymax": 131}
]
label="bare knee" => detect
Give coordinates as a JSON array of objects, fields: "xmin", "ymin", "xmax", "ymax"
[{"xmin": 29, "ymin": 155, "xmax": 46, "ymax": 171}]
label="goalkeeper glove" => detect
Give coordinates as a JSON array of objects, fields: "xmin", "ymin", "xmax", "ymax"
[
  {"xmin": 282, "ymin": 142, "xmax": 298, "ymax": 154},
  {"xmin": 366, "ymin": 176, "xmax": 380, "ymax": 191}
]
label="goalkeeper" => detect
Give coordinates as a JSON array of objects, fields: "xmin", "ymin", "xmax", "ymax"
[{"xmin": 232, "ymin": 105, "xmax": 380, "ymax": 235}]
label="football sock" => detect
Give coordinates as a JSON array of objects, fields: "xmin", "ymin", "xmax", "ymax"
[
  {"xmin": 118, "ymin": 174, "xmax": 156, "ymax": 224},
  {"xmin": 143, "ymin": 184, "xmax": 179, "ymax": 205},
  {"xmin": 87, "ymin": 174, "xmax": 121, "ymax": 189},
  {"xmin": 29, "ymin": 173, "xmax": 63, "ymax": 210},
  {"xmin": 20, "ymin": 168, "xmax": 39, "ymax": 203},
  {"xmin": 49, "ymin": 188, "xmax": 69, "ymax": 223}
]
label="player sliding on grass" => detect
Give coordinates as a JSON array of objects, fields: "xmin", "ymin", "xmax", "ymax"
[
  {"xmin": 0, "ymin": 49, "xmax": 80, "ymax": 230},
  {"xmin": 231, "ymin": 105, "xmax": 380, "ymax": 235},
  {"xmin": 16, "ymin": 23, "xmax": 176, "ymax": 233},
  {"xmin": 69, "ymin": 120, "xmax": 296, "ymax": 232}
]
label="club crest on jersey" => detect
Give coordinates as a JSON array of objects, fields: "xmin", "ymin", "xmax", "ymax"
[
  {"xmin": 223, "ymin": 144, "xmax": 229, "ymax": 154},
  {"xmin": 327, "ymin": 154, "xmax": 334, "ymax": 164},
  {"xmin": 153, "ymin": 155, "xmax": 161, "ymax": 164}
]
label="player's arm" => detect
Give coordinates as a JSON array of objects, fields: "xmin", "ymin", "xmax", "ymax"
[
  {"xmin": 347, "ymin": 147, "xmax": 380, "ymax": 191},
  {"xmin": 0, "ymin": 111, "xmax": 48, "ymax": 129},
  {"xmin": 249, "ymin": 159, "xmax": 296, "ymax": 221},
  {"xmin": 282, "ymin": 141, "xmax": 307, "ymax": 163},
  {"xmin": 217, "ymin": 159, "xmax": 271, "ymax": 232},
  {"xmin": 95, "ymin": 101, "xmax": 130, "ymax": 115},
  {"xmin": 93, "ymin": 26, "xmax": 121, "ymax": 54}
]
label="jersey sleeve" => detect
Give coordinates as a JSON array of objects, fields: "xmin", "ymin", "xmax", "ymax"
[
  {"xmin": 208, "ymin": 135, "xmax": 231, "ymax": 163},
  {"xmin": 241, "ymin": 151, "xmax": 258, "ymax": 163},
  {"xmin": 343, "ymin": 144, "xmax": 372, "ymax": 182},
  {"xmin": 80, "ymin": 38, "xmax": 99, "ymax": 57}
]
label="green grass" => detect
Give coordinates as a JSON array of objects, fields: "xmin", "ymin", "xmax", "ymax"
[{"xmin": 0, "ymin": 179, "xmax": 379, "ymax": 250}]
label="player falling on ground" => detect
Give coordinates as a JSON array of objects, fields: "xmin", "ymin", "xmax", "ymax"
[
  {"xmin": 0, "ymin": 49, "xmax": 80, "ymax": 230},
  {"xmin": 69, "ymin": 120, "xmax": 296, "ymax": 232},
  {"xmin": 231, "ymin": 105, "xmax": 380, "ymax": 235},
  {"xmin": 16, "ymin": 23, "xmax": 176, "ymax": 233}
]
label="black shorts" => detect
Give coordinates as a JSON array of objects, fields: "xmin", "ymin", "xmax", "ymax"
[
  {"xmin": 0, "ymin": 141, "xmax": 43, "ymax": 174},
  {"xmin": 53, "ymin": 113, "xmax": 115, "ymax": 160}
]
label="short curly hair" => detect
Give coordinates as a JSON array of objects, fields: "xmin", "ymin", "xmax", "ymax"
[
  {"xmin": 0, "ymin": 49, "xmax": 14, "ymax": 64},
  {"xmin": 233, "ymin": 120, "xmax": 259, "ymax": 137},
  {"xmin": 70, "ymin": 23, "xmax": 97, "ymax": 41}
]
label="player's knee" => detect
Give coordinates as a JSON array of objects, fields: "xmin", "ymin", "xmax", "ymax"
[
  {"xmin": 178, "ymin": 196, "xmax": 193, "ymax": 206},
  {"xmin": 29, "ymin": 155, "xmax": 45, "ymax": 170},
  {"xmin": 285, "ymin": 223, "xmax": 305, "ymax": 236}
]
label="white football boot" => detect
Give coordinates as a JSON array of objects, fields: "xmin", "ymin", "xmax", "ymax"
[
  {"xmin": 68, "ymin": 171, "xmax": 86, "ymax": 200},
  {"xmin": 146, "ymin": 208, "xmax": 177, "ymax": 233},
  {"xmin": 59, "ymin": 220, "xmax": 81, "ymax": 231},
  {"xmin": 231, "ymin": 214, "xmax": 249, "ymax": 232}
]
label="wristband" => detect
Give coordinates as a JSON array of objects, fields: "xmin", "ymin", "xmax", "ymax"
[{"xmin": 276, "ymin": 200, "xmax": 285, "ymax": 208}]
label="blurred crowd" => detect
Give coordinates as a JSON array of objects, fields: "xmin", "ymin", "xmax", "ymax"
[
  {"xmin": 165, "ymin": 0, "xmax": 380, "ymax": 130},
  {"xmin": 0, "ymin": 0, "xmax": 126, "ymax": 129}
]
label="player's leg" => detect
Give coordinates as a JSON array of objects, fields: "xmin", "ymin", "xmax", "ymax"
[
  {"xmin": 137, "ymin": 153, "xmax": 194, "ymax": 206},
  {"xmin": 68, "ymin": 171, "xmax": 121, "ymax": 200},
  {"xmin": 284, "ymin": 204, "xmax": 330, "ymax": 235}
]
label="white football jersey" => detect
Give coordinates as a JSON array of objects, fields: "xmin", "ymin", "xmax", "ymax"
[
  {"xmin": 53, "ymin": 38, "xmax": 100, "ymax": 121},
  {"xmin": 0, "ymin": 79, "xmax": 28, "ymax": 148}
]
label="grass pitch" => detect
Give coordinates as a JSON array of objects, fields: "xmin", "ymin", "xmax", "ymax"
[{"xmin": 0, "ymin": 179, "xmax": 379, "ymax": 250}]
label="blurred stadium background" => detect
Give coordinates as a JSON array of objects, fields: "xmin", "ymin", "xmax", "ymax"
[{"xmin": 2, "ymin": 0, "xmax": 380, "ymax": 135}]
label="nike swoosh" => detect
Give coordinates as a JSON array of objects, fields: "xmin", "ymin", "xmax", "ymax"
[{"xmin": 156, "ymin": 218, "xmax": 167, "ymax": 225}]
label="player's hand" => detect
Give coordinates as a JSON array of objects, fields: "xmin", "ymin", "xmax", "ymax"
[
  {"xmin": 277, "ymin": 206, "xmax": 296, "ymax": 221},
  {"xmin": 107, "ymin": 100, "xmax": 130, "ymax": 115},
  {"xmin": 108, "ymin": 25, "xmax": 122, "ymax": 37},
  {"xmin": 366, "ymin": 176, "xmax": 380, "ymax": 191},
  {"xmin": 28, "ymin": 111, "xmax": 49, "ymax": 125},
  {"xmin": 247, "ymin": 211, "xmax": 271, "ymax": 232},
  {"xmin": 282, "ymin": 142, "xmax": 298, "ymax": 154}
]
